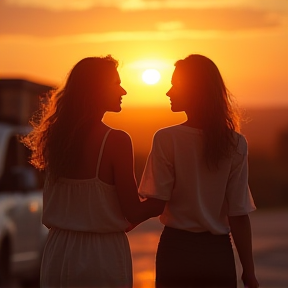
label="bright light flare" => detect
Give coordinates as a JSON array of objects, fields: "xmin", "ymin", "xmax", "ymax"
[{"xmin": 142, "ymin": 69, "xmax": 161, "ymax": 85}]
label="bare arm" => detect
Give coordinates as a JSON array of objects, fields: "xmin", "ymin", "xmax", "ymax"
[
  {"xmin": 111, "ymin": 130, "xmax": 165, "ymax": 224},
  {"xmin": 228, "ymin": 215, "xmax": 259, "ymax": 288}
]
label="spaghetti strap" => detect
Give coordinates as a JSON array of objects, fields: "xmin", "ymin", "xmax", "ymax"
[{"xmin": 96, "ymin": 129, "xmax": 112, "ymax": 178}]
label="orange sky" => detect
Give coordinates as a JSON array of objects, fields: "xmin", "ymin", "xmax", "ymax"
[{"xmin": 0, "ymin": 0, "xmax": 287, "ymax": 108}]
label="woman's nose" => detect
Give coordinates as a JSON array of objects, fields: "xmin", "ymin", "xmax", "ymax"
[
  {"xmin": 166, "ymin": 88, "xmax": 172, "ymax": 97},
  {"xmin": 121, "ymin": 87, "xmax": 127, "ymax": 95}
]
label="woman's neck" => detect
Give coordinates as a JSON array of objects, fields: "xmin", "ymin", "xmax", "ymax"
[{"xmin": 181, "ymin": 113, "xmax": 204, "ymax": 129}]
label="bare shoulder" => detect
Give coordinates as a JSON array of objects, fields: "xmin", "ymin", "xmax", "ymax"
[
  {"xmin": 107, "ymin": 129, "xmax": 133, "ymax": 150},
  {"xmin": 109, "ymin": 129, "xmax": 132, "ymax": 142}
]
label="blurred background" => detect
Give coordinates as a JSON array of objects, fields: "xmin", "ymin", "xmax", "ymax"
[{"xmin": 0, "ymin": 0, "xmax": 287, "ymax": 287}]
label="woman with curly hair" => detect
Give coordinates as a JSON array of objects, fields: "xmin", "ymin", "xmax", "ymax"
[
  {"xmin": 22, "ymin": 55, "xmax": 164, "ymax": 287},
  {"xmin": 139, "ymin": 54, "xmax": 259, "ymax": 288}
]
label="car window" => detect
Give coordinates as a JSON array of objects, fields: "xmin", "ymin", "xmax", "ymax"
[{"xmin": 0, "ymin": 135, "xmax": 45, "ymax": 192}]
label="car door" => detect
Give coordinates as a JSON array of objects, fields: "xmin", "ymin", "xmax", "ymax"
[{"xmin": 0, "ymin": 133, "xmax": 45, "ymax": 274}]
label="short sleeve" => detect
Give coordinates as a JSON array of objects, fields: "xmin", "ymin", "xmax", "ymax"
[
  {"xmin": 138, "ymin": 131, "xmax": 174, "ymax": 201},
  {"xmin": 226, "ymin": 136, "xmax": 256, "ymax": 216}
]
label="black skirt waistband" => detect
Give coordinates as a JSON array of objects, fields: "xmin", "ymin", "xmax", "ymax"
[{"xmin": 162, "ymin": 226, "xmax": 231, "ymax": 244}]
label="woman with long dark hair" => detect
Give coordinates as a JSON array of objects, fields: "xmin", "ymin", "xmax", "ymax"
[
  {"xmin": 139, "ymin": 54, "xmax": 259, "ymax": 288},
  {"xmin": 22, "ymin": 55, "xmax": 163, "ymax": 287}
]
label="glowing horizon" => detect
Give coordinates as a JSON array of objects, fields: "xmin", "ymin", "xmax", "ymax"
[{"xmin": 0, "ymin": 0, "xmax": 287, "ymax": 108}]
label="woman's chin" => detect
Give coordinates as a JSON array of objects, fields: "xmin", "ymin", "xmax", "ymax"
[
  {"xmin": 109, "ymin": 106, "xmax": 122, "ymax": 113},
  {"xmin": 171, "ymin": 106, "xmax": 181, "ymax": 112}
]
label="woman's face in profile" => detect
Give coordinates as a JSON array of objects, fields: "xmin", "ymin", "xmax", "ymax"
[
  {"xmin": 166, "ymin": 67, "xmax": 191, "ymax": 112},
  {"xmin": 101, "ymin": 68, "xmax": 127, "ymax": 113}
]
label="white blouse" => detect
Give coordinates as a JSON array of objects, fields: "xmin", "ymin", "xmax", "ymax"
[{"xmin": 139, "ymin": 125, "xmax": 256, "ymax": 235}]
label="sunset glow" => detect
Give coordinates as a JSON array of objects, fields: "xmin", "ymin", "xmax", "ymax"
[
  {"xmin": 0, "ymin": 2, "xmax": 287, "ymax": 287},
  {"xmin": 0, "ymin": 0, "xmax": 287, "ymax": 108},
  {"xmin": 142, "ymin": 69, "xmax": 161, "ymax": 85}
]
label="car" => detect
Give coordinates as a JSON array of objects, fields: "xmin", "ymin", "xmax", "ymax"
[{"xmin": 0, "ymin": 122, "xmax": 48, "ymax": 286}]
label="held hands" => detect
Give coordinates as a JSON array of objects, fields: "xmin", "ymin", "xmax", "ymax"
[{"xmin": 125, "ymin": 222, "xmax": 140, "ymax": 232}]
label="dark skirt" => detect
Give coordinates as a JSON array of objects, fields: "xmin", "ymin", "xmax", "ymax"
[{"xmin": 156, "ymin": 226, "xmax": 237, "ymax": 288}]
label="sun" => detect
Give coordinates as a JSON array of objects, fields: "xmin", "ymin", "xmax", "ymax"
[{"xmin": 142, "ymin": 69, "xmax": 161, "ymax": 85}]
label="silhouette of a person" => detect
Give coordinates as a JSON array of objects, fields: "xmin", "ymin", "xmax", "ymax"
[
  {"xmin": 139, "ymin": 54, "xmax": 259, "ymax": 288},
  {"xmin": 22, "ymin": 56, "xmax": 164, "ymax": 287}
]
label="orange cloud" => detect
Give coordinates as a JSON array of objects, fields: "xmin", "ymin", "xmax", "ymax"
[{"xmin": 0, "ymin": 1, "xmax": 285, "ymax": 38}]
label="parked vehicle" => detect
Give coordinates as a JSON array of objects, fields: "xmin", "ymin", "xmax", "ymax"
[{"xmin": 0, "ymin": 122, "xmax": 48, "ymax": 286}]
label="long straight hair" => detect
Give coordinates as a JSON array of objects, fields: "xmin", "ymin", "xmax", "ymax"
[
  {"xmin": 175, "ymin": 54, "xmax": 241, "ymax": 169},
  {"xmin": 21, "ymin": 55, "xmax": 118, "ymax": 180}
]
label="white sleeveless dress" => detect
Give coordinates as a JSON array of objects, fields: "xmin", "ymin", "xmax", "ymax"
[{"xmin": 40, "ymin": 129, "xmax": 132, "ymax": 288}]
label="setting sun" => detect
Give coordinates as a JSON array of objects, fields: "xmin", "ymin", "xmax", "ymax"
[{"xmin": 142, "ymin": 69, "xmax": 161, "ymax": 85}]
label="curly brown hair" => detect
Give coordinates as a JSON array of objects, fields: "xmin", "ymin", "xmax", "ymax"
[{"xmin": 21, "ymin": 55, "xmax": 119, "ymax": 180}]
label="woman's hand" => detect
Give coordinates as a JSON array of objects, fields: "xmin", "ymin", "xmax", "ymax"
[
  {"xmin": 229, "ymin": 215, "xmax": 259, "ymax": 288},
  {"xmin": 111, "ymin": 130, "xmax": 165, "ymax": 224},
  {"xmin": 125, "ymin": 223, "xmax": 139, "ymax": 233}
]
